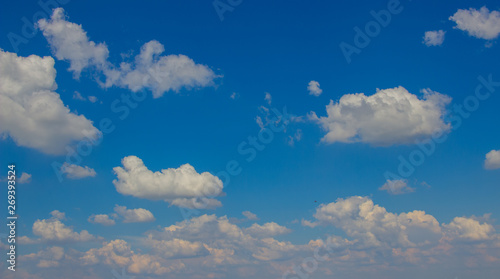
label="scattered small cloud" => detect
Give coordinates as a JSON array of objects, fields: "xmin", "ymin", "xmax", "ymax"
[
  {"xmin": 242, "ymin": 211, "xmax": 259, "ymax": 220},
  {"xmin": 18, "ymin": 172, "xmax": 32, "ymax": 183},
  {"xmin": 230, "ymin": 92, "xmax": 239, "ymax": 99},
  {"xmin": 379, "ymin": 179, "xmax": 416, "ymax": 195},
  {"xmin": 61, "ymin": 163, "xmax": 96, "ymax": 179},
  {"xmin": 484, "ymin": 149, "xmax": 500, "ymax": 170},
  {"xmin": 287, "ymin": 129, "xmax": 303, "ymax": 146},
  {"xmin": 307, "ymin": 80, "xmax": 322, "ymax": 96},
  {"xmin": 423, "ymin": 30, "xmax": 446, "ymax": 46},
  {"xmin": 114, "ymin": 205, "xmax": 155, "ymax": 223},
  {"xmin": 264, "ymin": 92, "xmax": 272, "ymax": 105},
  {"xmin": 73, "ymin": 91, "xmax": 85, "ymax": 101},
  {"xmin": 88, "ymin": 214, "xmax": 116, "ymax": 226}
]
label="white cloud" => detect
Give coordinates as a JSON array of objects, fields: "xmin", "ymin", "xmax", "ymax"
[
  {"xmin": 37, "ymin": 8, "xmax": 109, "ymax": 77},
  {"xmin": 264, "ymin": 92, "xmax": 272, "ymax": 105},
  {"xmin": 450, "ymin": 7, "xmax": 500, "ymax": 40},
  {"xmin": 114, "ymin": 205, "xmax": 155, "ymax": 223},
  {"xmin": 38, "ymin": 8, "xmax": 218, "ymax": 98},
  {"xmin": 230, "ymin": 92, "xmax": 239, "ymax": 99},
  {"xmin": 106, "ymin": 40, "xmax": 218, "ymax": 98},
  {"xmin": 310, "ymin": 87, "xmax": 451, "ymax": 145},
  {"xmin": 144, "ymin": 237, "xmax": 209, "ymax": 259},
  {"xmin": 33, "ymin": 218, "xmax": 95, "ymax": 242},
  {"xmin": 242, "ymin": 211, "xmax": 259, "ymax": 220},
  {"xmin": 73, "ymin": 91, "xmax": 85, "ymax": 100},
  {"xmin": 60, "ymin": 162, "xmax": 96, "ymax": 179},
  {"xmin": 0, "ymin": 50, "xmax": 100, "ymax": 154},
  {"xmin": 379, "ymin": 179, "xmax": 415, "ymax": 195},
  {"xmin": 113, "ymin": 156, "xmax": 223, "ymax": 209},
  {"xmin": 301, "ymin": 219, "xmax": 319, "ymax": 228},
  {"xmin": 313, "ymin": 196, "xmax": 442, "ymax": 247},
  {"xmin": 87, "ymin": 96, "xmax": 97, "ymax": 103},
  {"xmin": 18, "ymin": 172, "xmax": 32, "ymax": 183},
  {"xmin": 81, "ymin": 239, "xmax": 185, "ymax": 275},
  {"xmin": 287, "ymin": 129, "xmax": 303, "ymax": 146},
  {"xmin": 50, "ymin": 210, "xmax": 66, "ymax": 220},
  {"xmin": 13, "ymin": 204, "xmax": 500, "ymax": 278},
  {"xmin": 308, "ymin": 80, "xmax": 323, "ymax": 96},
  {"xmin": 484, "ymin": 149, "xmax": 500, "ymax": 170},
  {"xmin": 153, "ymin": 214, "xmax": 298, "ymax": 262},
  {"xmin": 88, "ymin": 214, "xmax": 116, "ymax": 226},
  {"xmin": 73, "ymin": 91, "xmax": 98, "ymax": 103},
  {"xmin": 245, "ymin": 222, "xmax": 291, "ymax": 238},
  {"xmin": 423, "ymin": 30, "xmax": 446, "ymax": 46},
  {"xmin": 444, "ymin": 216, "xmax": 495, "ymax": 241}
]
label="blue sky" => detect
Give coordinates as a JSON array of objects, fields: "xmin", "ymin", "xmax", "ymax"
[{"xmin": 1, "ymin": 0, "xmax": 500, "ymax": 278}]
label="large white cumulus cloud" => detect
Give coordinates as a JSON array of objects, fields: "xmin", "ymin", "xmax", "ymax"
[
  {"xmin": 310, "ymin": 87, "xmax": 451, "ymax": 145},
  {"xmin": 0, "ymin": 50, "xmax": 99, "ymax": 154},
  {"xmin": 113, "ymin": 156, "xmax": 223, "ymax": 208}
]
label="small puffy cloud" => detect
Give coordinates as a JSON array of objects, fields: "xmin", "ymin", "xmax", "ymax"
[
  {"xmin": 310, "ymin": 87, "xmax": 451, "ymax": 145},
  {"xmin": 264, "ymin": 92, "xmax": 272, "ymax": 105},
  {"xmin": 287, "ymin": 129, "xmax": 303, "ymax": 146},
  {"xmin": 50, "ymin": 210, "xmax": 66, "ymax": 220},
  {"xmin": 18, "ymin": 172, "xmax": 32, "ymax": 183},
  {"xmin": 113, "ymin": 156, "xmax": 223, "ymax": 209},
  {"xmin": 245, "ymin": 222, "xmax": 291, "ymax": 238},
  {"xmin": 301, "ymin": 219, "xmax": 318, "ymax": 228},
  {"xmin": 114, "ymin": 205, "xmax": 155, "ymax": 223},
  {"xmin": 242, "ymin": 211, "xmax": 258, "ymax": 220},
  {"xmin": 60, "ymin": 162, "xmax": 96, "ymax": 179},
  {"xmin": 87, "ymin": 96, "xmax": 98, "ymax": 103},
  {"xmin": 73, "ymin": 91, "xmax": 98, "ymax": 103},
  {"xmin": 423, "ymin": 30, "xmax": 446, "ymax": 46},
  {"xmin": 0, "ymin": 50, "xmax": 100, "ymax": 154},
  {"xmin": 33, "ymin": 218, "xmax": 95, "ymax": 242},
  {"xmin": 444, "ymin": 217, "xmax": 495, "ymax": 241},
  {"xmin": 308, "ymin": 80, "xmax": 323, "ymax": 96},
  {"xmin": 88, "ymin": 214, "xmax": 116, "ymax": 226},
  {"xmin": 484, "ymin": 149, "xmax": 500, "ymax": 170},
  {"xmin": 449, "ymin": 7, "xmax": 500, "ymax": 40},
  {"xmin": 230, "ymin": 92, "xmax": 239, "ymax": 99},
  {"xmin": 379, "ymin": 179, "xmax": 415, "ymax": 195},
  {"xmin": 73, "ymin": 91, "xmax": 85, "ymax": 100},
  {"xmin": 38, "ymin": 9, "xmax": 218, "ymax": 98}
]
